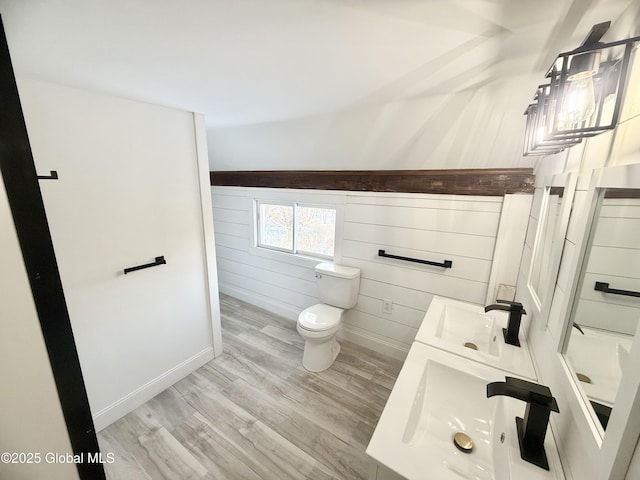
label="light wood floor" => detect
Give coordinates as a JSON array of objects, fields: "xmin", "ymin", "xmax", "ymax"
[{"xmin": 98, "ymin": 294, "xmax": 403, "ymax": 480}]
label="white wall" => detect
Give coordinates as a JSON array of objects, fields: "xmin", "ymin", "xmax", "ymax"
[
  {"xmin": 204, "ymin": 2, "xmax": 639, "ymax": 175},
  {"xmin": 213, "ymin": 186, "xmax": 529, "ymax": 359},
  {"xmin": 17, "ymin": 78, "xmax": 219, "ymax": 430},
  {"xmin": 0, "ymin": 179, "xmax": 80, "ymax": 480},
  {"xmin": 207, "ymin": 75, "xmax": 538, "ymax": 171}
]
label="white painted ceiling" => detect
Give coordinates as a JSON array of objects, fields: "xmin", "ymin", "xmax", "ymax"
[{"xmin": 0, "ymin": 0, "xmax": 635, "ymax": 127}]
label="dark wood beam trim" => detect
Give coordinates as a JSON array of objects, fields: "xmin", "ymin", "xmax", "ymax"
[
  {"xmin": 604, "ymin": 188, "xmax": 640, "ymax": 199},
  {"xmin": 210, "ymin": 169, "xmax": 535, "ymax": 196}
]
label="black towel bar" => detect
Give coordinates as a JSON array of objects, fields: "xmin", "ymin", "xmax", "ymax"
[
  {"xmin": 378, "ymin": 249, "xmax": 452, "ymax": 268},
  {"xmin": 37, "ymin": 170, "xmax": 58, "ymax": 180},
  {"xmin": 124, "ymin": 256, "xmax": 167, "ymax": 275},
  {"xmin": 594, "ymin": 281, "xmax": 640, "ymax": 298}
]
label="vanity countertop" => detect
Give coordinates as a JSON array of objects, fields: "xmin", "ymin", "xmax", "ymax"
[
  {"xmin": 413, "ymin": 296, "xmax": 538, "ymax": 380},
  {"xmin": 367, "ymin": 342, "xmax": 564, "ymax": 480}
]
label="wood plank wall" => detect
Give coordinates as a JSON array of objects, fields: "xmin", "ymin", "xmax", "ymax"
[
  {"xmin": 212, "ymin": 186, "xmax": 506, "ymax": 359},
  {"xmin": 210, "ymin": 169, "xmax": 534, "ymax": 195}
]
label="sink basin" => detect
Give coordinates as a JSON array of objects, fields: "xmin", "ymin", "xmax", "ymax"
[
  {"xmin": 367, "ymin": 343, "xmax": 564, "ymax": 480},
  {"xmin": 415, "ymin": 297, "xmax": 537, "ymax": 380},
  {"xmin": 566, "ymin": 326, "xmax": 633, "ymax": 406},
  {"xmin": 401, "ymin": 357, "xmax": 510, "ymax": 479},
  {"xmin": 433, "ymin": 304, "xmax": 502, "ymax": 358}
]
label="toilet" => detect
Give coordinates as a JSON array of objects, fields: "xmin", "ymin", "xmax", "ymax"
[{"xmin": 297, "ymin": 262, "xmax": 361, "ymax": 372}]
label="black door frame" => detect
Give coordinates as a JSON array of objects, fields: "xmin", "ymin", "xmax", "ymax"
[{"xmin": 0, "ymin": 16, "xmax": 105, "ymax": 480}]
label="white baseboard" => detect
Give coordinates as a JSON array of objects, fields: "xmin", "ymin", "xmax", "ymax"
[
  {"xmin": 219, "ymin": 283, "xmax": 300, "ymax": 322},
  {"xmin": 92, "ymin": 347, "xmax": 214, "ymax": 431},
  {"xmin": 338, "ymin": 324, "xmax": 409, "ymax": 361}
]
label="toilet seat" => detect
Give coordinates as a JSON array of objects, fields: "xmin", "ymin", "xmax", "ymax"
[{"xmin": 298, "ymin": 304, "xmax": 343, "ymax": 332}]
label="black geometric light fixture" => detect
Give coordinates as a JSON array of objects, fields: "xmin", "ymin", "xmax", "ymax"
[
  {"xmin": 523, "ymin": 89, "xmax": 582, "ymax": 156},
  {"xmin": 524, "ymin": 21, "xmax": 640, "ymax": 156}
]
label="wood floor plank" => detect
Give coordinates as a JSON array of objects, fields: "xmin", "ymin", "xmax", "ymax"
[
  {"xmin": 145, "ymin": 387, "xmax": 197, "ymax": 432},
  {"xmin": 220, "ymin": 312, "xmax": 259, "ymax": 337},
  {"xmin": 260, "ymin": 323, "xmax": 306, "ymax": 348},
  {"xmin": 220, "ymin": 294, "xmax": 293, "ymax": 329},
  {"xmin": 224, "ymin": 377, "xmax": 370, "ymax": 480},
  {"xmin": 340, "ymin": 339, "xmax": 403, "ymax": 377},
  {"xmin": 99, "ymin": 407, "xmax": 189, "ymax": 480},
  {"xmin": 242, "ymin": 370, "xmax": 368, "ymax": 450},
  {"xmin": 221, "ymin": 331, "xmax": 299, "ymax": 380},
  {"xmin": 299, "ymin": 364, "xmax": 392, "ymax": 413},
  {"xmin": 183, "ymin": 389, "xmax": 331, "ymax": 480},
  {"xmin": 99, "ymin": 294, "xmax": 401, "ymax": 480},
  {"xmin": 172, "ymin": 363, "xmax": 235, "ymax": 399},
  {"xmin": 287, "ymin": 369, "xmax": 384, "ymax": 431},
  {"xmin": 98, "ymin": 431, "xmax": 153, "ymax": 480},
  {"xmin": 138, "ymin": 426, "xmax": 208, "ymax": 480},
  {"xmin": 211, "ymin": 337, "xmax": 291, "ymax": 386},
  {"xmin": 235, "ymin": 325, "xmax": 304, "ymax": 365},
  {"xmin": 371, "ymin": 368, "xmax": 400, "ymax": 391},
  {"xmin": 172, "ymin": 412, "xmax": 271, "ymax": 480}
]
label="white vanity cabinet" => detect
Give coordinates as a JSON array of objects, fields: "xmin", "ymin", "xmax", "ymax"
[{"xmin": 367, "ymin": 339, "xmax": 564, "ymax": 480}]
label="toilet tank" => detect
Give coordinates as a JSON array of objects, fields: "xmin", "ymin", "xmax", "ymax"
[{"xmin": 315, "ymin": 263, "xmax": 361, "ymax": 309}]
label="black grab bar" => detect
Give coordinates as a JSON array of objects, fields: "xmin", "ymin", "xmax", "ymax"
[
  {"xmin": 124, "ymin": 256, "xmax": 166, "ymax": 275},
  {"xmin": 594, "ymin": 281, "xmax": 640, "ymax": 298},
  {"xmin": 37, "ymin": 170, "xmax": 58, "ymax": 180},
  {"xmin": 378, "ymin": 249, "xmax": 452, "ymax": 268}
]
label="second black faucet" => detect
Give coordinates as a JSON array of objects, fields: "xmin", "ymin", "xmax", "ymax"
[
  {"xmin": 487, "ymin": 376, "xmax": 559, "ymax": 470},
  {"xmin": 485, "ymin": 299, "xmax": 527, "ymax": 347}
]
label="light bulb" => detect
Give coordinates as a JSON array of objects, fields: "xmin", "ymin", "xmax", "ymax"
[
  {"xmin": 559, "ymin": 75, "xmax": 596, "ymax": 127},
  {"xmin": 557, "ymin": 51, "xmax": 600, "ymax": 129}
]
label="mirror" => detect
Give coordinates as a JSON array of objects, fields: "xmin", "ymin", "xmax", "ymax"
[
  {"xmin": 528, "ymin": 174, "xmax": 575, "ymax": 317},
  {"xmin": 563, "ymin": 187, "xmax": 640, "ymax": 434}
]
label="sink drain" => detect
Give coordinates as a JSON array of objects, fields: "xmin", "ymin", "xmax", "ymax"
[
  {"xmin": 463, "ymin": 342, "xmax": 478, "ymax": 350},
  {"xmin": 453, "ymin": 432, "xmax": 474, "ymax": 453},
  {"xmin": 577, "ymin": 373, "xmax": 592, "ymax": 384}
]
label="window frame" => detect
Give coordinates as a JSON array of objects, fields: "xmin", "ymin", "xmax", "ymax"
[
  {"xmin": 256, "ymin": 201, "xmax": 296, "ymax": 254},
  {"xmin": 255, "ymin": 200, "xmax": 337, "ymax": 261}
]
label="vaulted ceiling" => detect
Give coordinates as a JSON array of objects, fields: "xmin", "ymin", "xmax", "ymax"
[{"xmin": 1, "ymin": 0, "xmax": 636, "ymax": 128}]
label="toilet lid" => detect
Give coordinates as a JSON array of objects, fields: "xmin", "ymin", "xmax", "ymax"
[{"xmin": 298, "ymin": 304, "xmax": 343, "ymax": 331}]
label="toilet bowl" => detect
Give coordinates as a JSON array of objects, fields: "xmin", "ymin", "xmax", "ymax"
[
  {"xmin": 296, "ymin": 263, "xmax": 361, "ymax": 372},
  {"xmin": 297, "ymin": 304, "xmax": 343, "ymax": 372}
]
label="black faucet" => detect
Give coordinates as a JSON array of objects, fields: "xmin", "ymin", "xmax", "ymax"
[
  {"xmin": 487, "ymin": 376, "xmax": 559, "ymax": 471},
  {"xmin": 485, "ymin": 299, "xmax": 526, "ymax": 347}
]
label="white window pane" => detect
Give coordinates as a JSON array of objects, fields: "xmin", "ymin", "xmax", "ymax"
[
  {"xmin": 259, "ymin": 204, "xmax": 293, "ymax": 250},
  {"xmin": 296, "ymin": 206, "xmax": 336, "ymax": 257}
]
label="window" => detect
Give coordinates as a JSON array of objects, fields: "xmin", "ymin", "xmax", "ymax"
[{"xmin": 257, "ymin": 201, "xmax": 336, "ymax": 258}]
